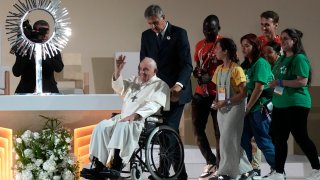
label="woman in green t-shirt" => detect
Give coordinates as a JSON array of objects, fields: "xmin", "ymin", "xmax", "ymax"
[
  {"xmin": 268, "ymin": 28, "xmax": 320, "ymax": 179},
  {"xmin": 263, "ymin": 41, "xmax": 281, "ymax": 69},
  {"xmin": 240, "ymin": 33, "xmax": 275, "ymax": 178}
]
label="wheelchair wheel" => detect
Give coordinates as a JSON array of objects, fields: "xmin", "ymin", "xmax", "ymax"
[
  {"xmin": 145, "ymin": 125, "xmax": 184, "ymax": 180},
  {"xmin": 131, "ymin": 164, "xmax": 142, "ymax": 180}
]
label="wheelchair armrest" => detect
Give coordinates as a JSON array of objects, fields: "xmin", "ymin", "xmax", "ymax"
[
  {"xmin": 112, "ymin": 112, "xmax": 164, "ymax": 123},
  {"xmin": 145, "ymin": 115, "xmax": 163, "ymax": 123},
  {"xmin": 111, "ymin": 112, "xmax": 165, "ymax": 130}
]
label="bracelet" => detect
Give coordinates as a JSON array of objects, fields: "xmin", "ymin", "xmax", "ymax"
[
  {"xmin": 226, "ymin": 98, "xmax": 231, "ymax": 105},
  {"xmin": 278, "ymin": 80, "xmax": 283, "ymax": 87}
]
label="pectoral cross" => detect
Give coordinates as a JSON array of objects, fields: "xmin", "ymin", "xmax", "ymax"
[{"xmin": 131, "ymin": 95, "xmax": 138, "ymax": 102}]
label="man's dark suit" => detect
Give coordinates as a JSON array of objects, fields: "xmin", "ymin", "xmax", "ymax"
[
  {"xmin": 140, "ymin": 22, "xmax": 192, "ymax": 179},
  {"xmin": 140, "ymin": 22, "xmax": 193, "ymax": 129},
  {"xmin": 12, "ymin": 52, "xmax": 64, "ymax": 93}
]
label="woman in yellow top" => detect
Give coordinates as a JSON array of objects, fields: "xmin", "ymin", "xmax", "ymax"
[{"xmin": 210, "ymin": 38, "xmax": 254, "ymax": 180}]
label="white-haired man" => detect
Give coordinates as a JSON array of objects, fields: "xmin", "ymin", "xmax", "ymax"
[{"xmin": 81, "ymin": 55, "xmax": 170, "ymax": 179}]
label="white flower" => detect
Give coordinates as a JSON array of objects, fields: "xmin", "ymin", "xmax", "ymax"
[
  {"xmin": 43, "ymin": 159, "xmax": 57, "ymax": 173},
  {"xmin": 62, "ymin": 169, "xmax": 74, "ymax": 180},
  {"xmin": 33, "ymin": 132, "xmax": 40, "ymax": 139},
  {"xmin": 55, "ymin": 138, "xmax": 60, "ymax": 145},
  {"xmin": 65, "ymin": 137, "xmax": 71, "ymax": 143},
  {"xmin": 67, "ymin": 158, "xmax": 74, "ymax": 165},
  {"xmin": 23, "ymin": 149, "xmax": 34, "ymax": 159},
  {"xmin": 21, "ymin": 170, "xmax": 33, "ymax": 180},
  {"xmin": 50, "ymin": 154, "xmax": 58, "ymax": 161},
  {"xmin": 35, "ymin": 159, "xmax": 43, "ymax": 166},
  {"xmin": 14, "ymin": 119, "xmax": 78, "ymax": 180},
  {"xmin": 25, "ymin": 163, "xmax": 36, "ymax": 171},
  {"xmin": 22, "ymin": 130, "xmax": 32, "ymax": 138},
  {"xmin": 39, "ymin": 171, "xmax": 49, "ymax": 180},
  {"xmin": 16, "ymin": 138, "xmax": 22, "ymax": 144},
  {"xmin": 53, "ymin": 175, "xmax": 61, "ymax": 180},
  {"xmin": 21, "ymin": 130, "xmax": 32, "ymax": 143}
]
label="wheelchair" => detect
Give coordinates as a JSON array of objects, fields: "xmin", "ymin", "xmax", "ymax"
[{"xmin": 117, "ymin": 114, "xmax": 185, "ymax": 180}]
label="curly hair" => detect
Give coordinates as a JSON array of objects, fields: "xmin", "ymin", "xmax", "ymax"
[{"xmin": 217, "ymin": 38, "xmax": 239, "ymax": 63}]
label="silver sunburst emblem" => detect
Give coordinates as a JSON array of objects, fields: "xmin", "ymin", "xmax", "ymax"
[{"xmin": 5, "ymin": 0, "xmax": 71, "ymax": 59}]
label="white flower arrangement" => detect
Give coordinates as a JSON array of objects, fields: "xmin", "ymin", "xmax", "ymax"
[{"xmin": 14, "ymin": 115, "xmax": 79, "ymax": 180}]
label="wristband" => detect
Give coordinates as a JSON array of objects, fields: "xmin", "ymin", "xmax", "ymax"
[
  {"xmin": 226, "ymin": 98, "xmax": 231, "ymax": 105},
  {"xmin": 278, "ymin": 80, "xmax": 283, "ymax": 87}
]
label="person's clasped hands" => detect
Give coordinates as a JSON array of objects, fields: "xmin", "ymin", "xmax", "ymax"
[
  {"xmin": 210, "ymin": 100, "xmax": 226, "ymax": 110},
  {"xmin": 193, "ymin": 66, "xmax": 211, "ymax": 85}
]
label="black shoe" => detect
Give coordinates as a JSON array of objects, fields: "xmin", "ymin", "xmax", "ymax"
[
  {"xmin": 80, "ymin": 156, "xmax": 105, "ymax": 179},
  {"xmin": 110, "ymin": 162, "xmax": 125, "ymax": 172},
  {"xmin": 98, "ymin": 167, "xmax": 121, "ymax": 179},
  {"xmin": 239, "ymin": 169, "xmax": 258, "ymax": 180},
  {"xmin": 111, "ymin": 149, "xmax": 123, "ymax": 172},
  {"xmin": 177, "ymin": 174, "xmax": 188, "ymax": 180},
  {"xmin": 148, "ymin": 173, "xmax": 188, "ymax": 180},
  {"xmin": 80, "ymin": 168, "xmax": 97, "ymax": 179},
  {"xmin": 209, "ymin": 175, "xmax": 231, "ymax": 180},
  {"xmin": 253, "ymin": 168, "xmax": 261, "ymax": 176},
  {"xmin": 80, "ymin": 168, "xmax": 92, "ymax": 174},
  {"xmin": 148, "ymin": 175, "xmax": 155, "ymax": 180}
]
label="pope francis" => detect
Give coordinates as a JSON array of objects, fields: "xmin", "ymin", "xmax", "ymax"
[{"xmin": 81, "ymin": 55, "xmax": 170, "ymax": 179}]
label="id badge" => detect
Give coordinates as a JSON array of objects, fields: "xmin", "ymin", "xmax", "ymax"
[
  {"xmin": 218, "ymin": 87, "xmax": 226, "ymax": 101},
  {"xmin": 274, "ymin": 86, "xmax": 284, "ymax": 95}
]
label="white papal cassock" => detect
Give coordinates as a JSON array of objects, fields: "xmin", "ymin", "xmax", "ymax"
[{"xmin": 89, "ymin": 74, "xmax": 170, "ymax": 165}]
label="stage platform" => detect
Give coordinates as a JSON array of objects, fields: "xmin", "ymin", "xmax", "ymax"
[{"xmin": 82, "ymin": 145, "xmax": 319, "ymax": 180}]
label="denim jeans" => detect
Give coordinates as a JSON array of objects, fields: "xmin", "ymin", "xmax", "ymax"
[{"xmin": 241, "ymin": 110, "xmax": 275, "ymax": 169}]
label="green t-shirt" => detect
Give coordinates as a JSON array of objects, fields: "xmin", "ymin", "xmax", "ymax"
[
  {"xmin": 245, "ymin": 57, "xmax": 273, "ymax": 112},
  {"xmin": 271, "ymin": 54, "xmax": 311, "ymax": 108}
]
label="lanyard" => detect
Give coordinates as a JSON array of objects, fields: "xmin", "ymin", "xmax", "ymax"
[
  {"xmin": 198, "ymin": 41, "xmax": 217, "ymax": 69},
  {"xmin": 275, "ymin": 56, "xmax": 285, "ymax": 77},
  {"xmin": 218, "ymin": 62, "xmax": 232, "ymax": 87}
]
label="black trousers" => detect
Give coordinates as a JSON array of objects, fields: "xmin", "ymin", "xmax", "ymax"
[
  {"xmin": 163, "ymin": 101, "xmax": 188, "ymax": 178},
  {"xmin": 270, "ymin": 106, "xmax": 320, "ymax": 173},
  {"xmin": 191, "ymin": 94, "xmax": 220, "ymax": 165}
]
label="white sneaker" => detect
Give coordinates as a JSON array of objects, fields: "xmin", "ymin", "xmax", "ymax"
[
  {"xmin": 262, "ymin": 169, "xmax": 276, "ymax": 178},
  {"xmin": 262, "ymin": 172, "xmax": 285, "ymax": 180},
  {"xmin": 306, "ymin": 169, "xmax": 320, "ymax": 180}
]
